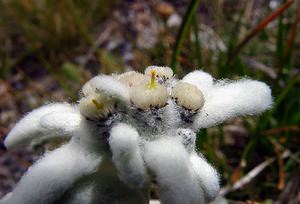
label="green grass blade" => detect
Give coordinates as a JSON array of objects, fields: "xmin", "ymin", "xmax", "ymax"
[{"xmin": 170, "ymin": 0, "xmax": 201, "ymax": 73}]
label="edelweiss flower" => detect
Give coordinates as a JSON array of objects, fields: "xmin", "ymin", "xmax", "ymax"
[{"xmin": 2, "ymin": 67, "xmax": 273, "ymax": 204}]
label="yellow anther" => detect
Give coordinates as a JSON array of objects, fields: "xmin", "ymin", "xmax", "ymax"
[
  {"xmin": 149, "ymin": 70, "xmax": 157, "ymax": 89},
  {"xmin": 92, "ymin": 99, "xmax": 104, "ymax": 110}
]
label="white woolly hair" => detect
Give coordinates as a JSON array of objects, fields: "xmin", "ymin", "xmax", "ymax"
[
  {"xmin": 79, "ymin": 75, "xmax": 132, "ymax": 119},
  {"xmin": 81, "ymin": 80, "xmax": 94, "ymax": 97},
  {"xmin": 175, "ymin": 127, "xmax": 220, "ymax": 201},
  {"xmin": 193, "ymin": 79, "xmax": 273, "ymax": 129},
  {"xmin": 130, "ymin": 83, "xmax": 168, "ymax": 110},
  {"xmin": 117, "ymin": 71, "xmax": 150, "ymax": 88},
  {"xmin": 109, "ymin": 123, "xmax": 149, "ymax": 188},
  {"xmin": 182, "ymin": 70, "xmax": 214, "ymax": 95},
  {"xmin": 171, "ymin": 82, "xmax": 205, "ymax": 111},
  {"xmin": 4, "ymin": 103, "xmax": 80, "ymax": 150},
  {"xmin": 2, "ymin": 141, "xmax": 101, "ymax": 204},
  {"xmin": 144, "ymin": 137, "xmax": 205, "ymax": 204},
  {"xmin": 86, "ymin": 75, "xmax": 130, "ymax": 104},
  {"xmin": 189, "ymin": 152, "xmax": 220, "ymax": 202},
  {"xmin": 3, "ymin": 69, "xmax": 273, "ymax": 204},
  {"xmin": 144, "ymin": 66, "xmax": 173, "ymax": 80}
]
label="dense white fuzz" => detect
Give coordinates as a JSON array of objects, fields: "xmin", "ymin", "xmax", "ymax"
[
  {"xmin": 81, "ymin": 80, "xmax": 95, "ymax": 97},
  {"xmin": 176, "ymin": 128, "xmax": 220, "ymax": 202},
  {"xmin": 193, "ymin": 79, "xmax": 273, "ymax": 129},
  {"xmin": 144, "ymin": 137, "xmax": 205, "ymax": 204},
  {"xmin": 3, "ymin": 141, "xmax": 101, "ymax": 204},
  {"xmin": 109, "ymin": 123, "xmax": 149, "ymax": 188},
  {"xmin": 4, "ymin": 103, "xmax": 80, "ymax": 149},
  {"xmin": 145, "ymin": 66, "xmax": 173, "ymax": 82},
  {"xmin": 182, "ymin": 70, "xmax": 214, "ymax": 94},
  {"xmin": 87, "ymin": 75, "xmax": 130, "ymax": 104},
  {"xmin": 130, "ymin": 83, "xmax": 168, "ymax": 110},
  {"xmin": 190, "ymin": 152, "xmax": 220, "ymax": 202},
  {"xmin": 171, "ymin": 82, "xmax": 205, "ymax": 111},
  {"xmin": 118, "ymin": 71, "xmax": 150, "ymax": 88},
  {"xmin": 3, "ymin": 68, "xmax": 273, "ymax": 204},
  {"xmin": 79, "ymin": 75, "xmax": 130, "ymax": 119}
]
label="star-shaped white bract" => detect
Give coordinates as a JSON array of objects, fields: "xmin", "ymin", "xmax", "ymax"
[
  {"xmin": 4, "ymin": 103, "xmax": 80, "ymax": 150},
  {"xmin": 2, "ymin": 67, "xmax": 273, "ymax": 204}
]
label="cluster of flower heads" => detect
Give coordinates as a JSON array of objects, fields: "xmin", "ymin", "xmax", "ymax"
[{"xmin": 2, "ymin": 66, "xmax": 273, "ymax": 204}]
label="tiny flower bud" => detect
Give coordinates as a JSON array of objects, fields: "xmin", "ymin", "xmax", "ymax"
[
  {"xmin": 171, "ymin": 82, "xmax": 205, "ymax": 111},
  {"xmin": 79, "ymin": 93, "xmax": 116, "ymax": 119},
  {"xmin": 130, "ymin": 70, "xmax": 168, "ymax": 110},
  {"xmin": 145, "ymin": 66, "xmax": 173, "ymax": 82}
]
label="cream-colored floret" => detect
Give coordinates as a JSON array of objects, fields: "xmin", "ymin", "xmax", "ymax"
[
  {"xmin": 117, "ymin": 71, "xmax": 150, "ymax": 88},
  {"xmin": 171, "ymin": 82, "xmax": 205, "ymax": 111},
  {"xmin": 81, "ymin": 80, "xmax": 95, "ymax": 97},
  {"xmin": 130, "ymin": 84, "xmax": 168, "ymax": 110},
  {"xmin": 145, "ymin": 66, "xmax": 173, "ymax": 81},
  {"xmin": 79, "ymin": 93, "xmax": 116, "ymax": 119}
]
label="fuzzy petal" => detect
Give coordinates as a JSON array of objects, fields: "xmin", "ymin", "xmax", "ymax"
[
  {"xmin": 109, "ymin": 123, "xmax": 149, "ymax": 188},
  {"xmin": 190, "ymin": 152, "xmax": 220, "ymax": 202},
  {"xmin": 4, "ymin": 103, "xmax": 80, "ymax": 149},
  {"xmin": 88, "ymin": 75, "xmax": 130, "ymax": 104},
  {"xmin": 193, "ymin": 79, "xmax": 273, "ymax": 129},
  {"xmin": 2, "ymin": 141, "xmax": 101, "ymax": 204},
  {"xmin": 144, "ymin": 137, "xmax": 205, "ymax": 204}
]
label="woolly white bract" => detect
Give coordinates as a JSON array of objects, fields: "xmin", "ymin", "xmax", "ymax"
[
  {"xmin": 2, "ymin": 67, "xmax": 273, "ymax": 204},
  {"xmin": 4, "ymin": 103, "xmax": 80, "ymax": 149}
]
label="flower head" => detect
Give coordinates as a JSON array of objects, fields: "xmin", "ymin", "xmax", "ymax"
[
  {"xmin": 79, "ymin": 75, "xmax": 130, "ymax": 120},
  {"xmin": 79, "ymin": 93, "xmax": 116, "ymax": 119},
  {"xmin": 130, "ymin": 70, "xmax": 168, "ymax": 111},
  {"xmin": 171, "ymin": 82, "xmax": 205, "ymax": 112}
]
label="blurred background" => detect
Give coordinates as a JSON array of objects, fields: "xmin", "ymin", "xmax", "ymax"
[{"xmin": 0, "ymin": 0, "xmax": 299, "ymax": 203}]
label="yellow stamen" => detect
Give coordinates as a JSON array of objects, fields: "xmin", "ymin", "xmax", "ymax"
[
  {"xmin": 92, "ymin": 99, "xmax": 104, "ymax": 110},
  {"xmin": 149, "ymin": 69, "xmax": 157, "ymax": 89}
]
